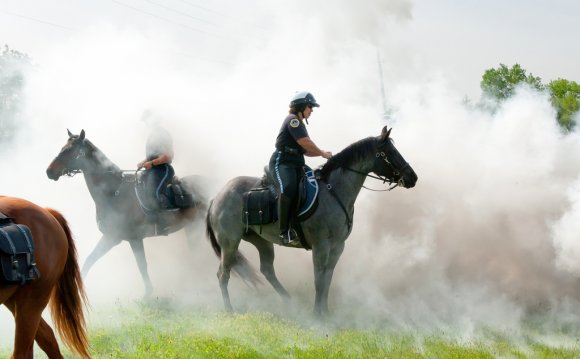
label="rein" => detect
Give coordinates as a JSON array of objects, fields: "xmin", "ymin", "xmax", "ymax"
[
  {"xmin": 342, "ymin": 167, "xmax": 400, "ymax": 192},
  {"xmin": 62, "ymin": 168, "xmax": 136, "ymax": 177},
  {"xmin": 337, "ymin": 150, "xmax": 411, "ymax": 192}
]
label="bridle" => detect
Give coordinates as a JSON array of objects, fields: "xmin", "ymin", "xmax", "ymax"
[
  {"xmin": 320, "ymin": 146, "xmax": 410, "ymax": 233},
  {"xmin": 59, "ymin": 145, "xmax": 86, "ymax": 177},
  {"xmin": 56, "ymin": 142, "xmax": 131, "ymax": 178},
  {"xmin": 340, "ymin": 150, "xmax": 410, "ymax": 191}
]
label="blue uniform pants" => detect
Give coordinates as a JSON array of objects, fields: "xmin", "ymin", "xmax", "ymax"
[{"xmin": 144, "ymin": 164, "xmax": 175, "ymax": 209}]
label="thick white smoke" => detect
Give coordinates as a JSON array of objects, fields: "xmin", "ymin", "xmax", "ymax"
[
  {"xmin": 332, "ymin": 84, "xmax": 580, "ymax": 333},
  {"xmin": 2, "ymin": 0, "xmax": 580, "ymax": 349}
]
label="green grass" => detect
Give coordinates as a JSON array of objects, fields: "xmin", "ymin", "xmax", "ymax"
[{"xmin": 3, "ymin": 299, "xmax": 580, "ymax": 358}]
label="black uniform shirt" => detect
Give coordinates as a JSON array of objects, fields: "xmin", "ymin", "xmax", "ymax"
[
  {"xmin": 146, "ymin": 126, "xmax": 173, "ymax": 162},
  {"xmin": 275, "ymin": 114, "xmax": 309, "ymax": 153}
]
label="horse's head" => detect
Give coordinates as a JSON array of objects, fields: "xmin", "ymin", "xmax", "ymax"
[
  {"xmin": 372, "ymin": 126, "xmax": 417, "ymax": 188},
  {"xmin": 46, "ymin": 129, "xmax": 87, "ymax": 181}
]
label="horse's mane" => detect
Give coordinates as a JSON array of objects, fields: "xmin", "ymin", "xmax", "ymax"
[
  {"xmin": 318, "ymin": 136, "xmax": 376, "ymax": 180},
  {"xmin": 82, "ymin": 139, "xmax": 121, "ymax": 174}
]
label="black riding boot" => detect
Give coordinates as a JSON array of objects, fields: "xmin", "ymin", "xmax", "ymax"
[
  {"xmin": 154, "ymin": 212, "xmax": 171, "ymax": 236},
  {"xmin": 278, "ymin": 194, "xmax": 299, "ymax": 244}
]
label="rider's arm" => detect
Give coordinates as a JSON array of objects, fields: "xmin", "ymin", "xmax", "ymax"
[
  {"xmin": 296, "ymin": 137, "xmax": 332, "ymax": 159},
  {"xmin": 151, "ymin": 153, "xmax": 173, "ymax": 166},
  {"xmin": 138, "ymin": 150, "xmax": 174, "ymax": 170}
]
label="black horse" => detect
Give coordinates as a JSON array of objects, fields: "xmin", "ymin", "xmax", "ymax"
[
  {"xmin": 206, "ymin": 126, "xmax": 417, "ymax": 315},
  {"xmin": 46, "ymin": 129, "xmax": 208, "ymax": 297}
]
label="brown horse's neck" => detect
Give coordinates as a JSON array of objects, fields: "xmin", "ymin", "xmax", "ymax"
[{"xmin": 78, "ymin": 143, "xmax": 123, "ymax": 201}]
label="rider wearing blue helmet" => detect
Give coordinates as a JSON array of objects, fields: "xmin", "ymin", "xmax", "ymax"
[{"xmin": 269, "ymin": 91, "xmax": 332, "ymax": 244}]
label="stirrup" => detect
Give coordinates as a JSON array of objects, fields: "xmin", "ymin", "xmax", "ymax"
[{"xmin": 280, "ymin": 229, "xmax": 299, "ymax": 244}]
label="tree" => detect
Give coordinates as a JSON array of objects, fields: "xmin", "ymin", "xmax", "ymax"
[
  {"xmin": 0, "ymin": 45, "xmax": 31, "ymax": 143},
  {"xmin": 548, "ymin": 78, "xmax": 580, "ymax": 131},
  {"xmin": 480, "ymin": 63, "xmax": 544, "ymax": 101},
  {"xmin": 479, "ymin": 63, "xmax": 580, "ymax": 132}
]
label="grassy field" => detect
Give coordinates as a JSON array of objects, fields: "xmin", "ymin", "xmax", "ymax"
[{"xmin": 2, "ymin": 299, "xmax": 580, "ymax": 358}]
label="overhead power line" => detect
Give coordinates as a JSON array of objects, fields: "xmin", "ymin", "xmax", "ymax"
[
  {"xmin": 1, "ymin": 4, "xmax": 236, "ymax": 66},
  {"xmin": 0, "ymin": 9, "xmax": 76, "ymax": 32},
  {"xmin": 111, "ymin": 0, "xmax": 207, "ymax": 34},
  {"xmin": 139, "ymin": 0, "xmax": 217, "ymax": 27},
  {"xmin": 175, "ymin": 0, "xmax": 270, "ymax": 33},
  {"xmin": 174, "ymin": 0, "xmax": 226, "ymax": 17}
]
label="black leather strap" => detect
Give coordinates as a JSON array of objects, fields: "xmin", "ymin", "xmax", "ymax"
[{"xmin": 327, "ymin": 185, "xmax": 353, "ymax": 235}]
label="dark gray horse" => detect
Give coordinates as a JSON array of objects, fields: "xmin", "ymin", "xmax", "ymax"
[
  {"xmin": 46, "ymin": 129, "xmax": 208, "ymax": 297},
  {"xmin": 206, "ymin": 126, "xmax": 417, "ymax": 315}
]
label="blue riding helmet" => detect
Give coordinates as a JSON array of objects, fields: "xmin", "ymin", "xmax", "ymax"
[{"xmin": 289, "ymin": 91, "xmax": 320, "ymax": 108}]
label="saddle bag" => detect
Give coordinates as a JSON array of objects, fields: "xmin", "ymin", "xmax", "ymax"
[
  {"xmin": 169, "ymin": 184, "xmax": 194, "ymax": 208},
  {"xmin": 0, "ymin": 217, "xmax": 40, "ymax": 285},
  {"xmin": 242, "ymin": 188, "xmax": 276, "ymax": 232}
]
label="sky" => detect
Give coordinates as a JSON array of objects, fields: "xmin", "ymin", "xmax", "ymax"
[{"xmin": 2, "ymin": 0, "xmax": 580, "ymax": 349}]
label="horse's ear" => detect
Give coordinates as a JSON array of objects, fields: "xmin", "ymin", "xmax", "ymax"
[
  {"xmin": 67, "ymin": 129, "xmax": 73, "ymax": 138},
  {"xmin": 79, "ymin": 129, "xmax": 85, "ymax": 140},
  {"xmin": 380, "ymin": 126, "xmax": 391, "ymax": 141}
]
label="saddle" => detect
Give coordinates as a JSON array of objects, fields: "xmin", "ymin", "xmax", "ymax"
[
  {"xmin": 242, "ymin": 165, "xmax": 319, "ymax": 234},
  {"xmin": 0, "ymin": 212, "xmax": 40, "ymax": 285},
  {"xmin": 133, "ymin": 173, "xmax": 196, "ymax": 215}
]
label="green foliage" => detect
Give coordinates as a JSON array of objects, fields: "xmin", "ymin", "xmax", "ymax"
[
  {"xmin": 481, "ymin": 63, "xmax": 544, "ymax": 101},
  {"xmin": 548, "ymin": 78, "xmax": 580, "ymax": 131},
  {"xmin": 0, "ymin": 45, "xmax": 31, "ymax": 143},
  {"xmin": 480, "ymin": 63, "xmax": 580, "ymax": 131}
]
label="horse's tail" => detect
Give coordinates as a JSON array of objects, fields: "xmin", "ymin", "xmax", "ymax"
[
  {"xmin": 46, "ymin": 208, "xmax": 91, "ymax": 359},
  {"xmin": 205, "ymin": 200, "xmax": 262, "ymax": 287},
  {"xmin": 205, "ymin": 200, "xmax": 221, "ymax": 257}
]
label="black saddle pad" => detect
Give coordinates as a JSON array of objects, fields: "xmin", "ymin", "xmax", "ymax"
[{"xmin": 0, "ymin": 217, "xmax": 40, "ymax": 285}]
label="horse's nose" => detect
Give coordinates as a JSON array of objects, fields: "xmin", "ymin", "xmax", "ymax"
[
  {"xmin": 403, "ymin": 170, "xmax": 417, "ymax": 188},
  {"xmin": 46, "ymin": 167, "xmax": 60, "ymax": 181},
  {"xmin": 407, "ymin": 173, "xmax": 418, "ymax": 188}
]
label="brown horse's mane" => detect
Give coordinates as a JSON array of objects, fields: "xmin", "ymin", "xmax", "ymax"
[
  {"xmin": 318, "ymin": 136, "xmax": 376, "ymax": 180},
  {"xmin": 82, "ymin": 139, "xmax": 121, "ymax": 174}
]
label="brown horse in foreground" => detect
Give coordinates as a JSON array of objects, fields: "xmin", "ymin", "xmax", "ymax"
[{"xmin": 0, "ymin": 196, "xmax": 90, "ymax": 359}]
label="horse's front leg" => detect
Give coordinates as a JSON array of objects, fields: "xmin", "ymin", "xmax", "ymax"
[
  {"xmin": 319, "ymin": 241, "xmax": 345, "ymax": 314},
  {"xmin": 312, "ymin": 240, "xmax": 345, "ymax": 316},
  {"xmin": 312, "ymin": 239, "xmax": 331, "ymax": 317},
  {"xmin": 129, "ymin": 237, "xmax": 153, "ymax": 298},
  {"xmin": 81, "ymin": 235, "xmax": 122, "ymax": 278}
]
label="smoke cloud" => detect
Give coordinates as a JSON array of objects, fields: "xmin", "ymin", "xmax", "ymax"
[{"xmin": 2, "ymin": 0, "xmax": 580, "ymax": 348}]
